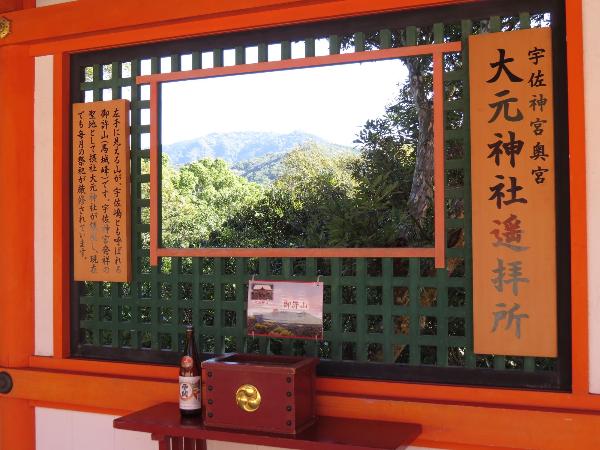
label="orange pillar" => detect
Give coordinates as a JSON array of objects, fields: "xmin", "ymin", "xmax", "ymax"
[
  {"xmin": 0, "ymin": 398, "xmax": 34, "ymax": 450},
  {"xmin": 0, "ymin": 43, "xmax": 36, "ymax": 450}
]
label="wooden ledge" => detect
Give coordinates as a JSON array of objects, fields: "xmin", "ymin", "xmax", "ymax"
[{"xmin": 113, "ymin": 402, "xmax": 422, "ymax": 450}]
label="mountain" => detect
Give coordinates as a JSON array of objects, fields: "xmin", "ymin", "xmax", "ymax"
[
  {"xmin": 230, "ymin": 152, "xmax": 288, "ymax": 185},
  {"xmin": 162, "ymin": 131, "xmax": 354, "ymax": 168}
]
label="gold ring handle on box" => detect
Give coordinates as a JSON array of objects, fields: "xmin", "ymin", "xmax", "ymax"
[
  {"xmin": 0, "ymin": 17, "xmax": 10, "ymax": 39},
  {"xmin": 235, "ymin": 384, "xmax": 261, "ymax": 412}
]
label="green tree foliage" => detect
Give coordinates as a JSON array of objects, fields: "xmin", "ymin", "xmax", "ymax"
[
  {"xmin": 160, "ymin": 155, "xmax": 262, "ymax": 247},
  {"xmin": 209, "ymin": 143, "xmax": 358, "ymax": 248},
  {"xmin": 346, "ymin": 86, "xmax": 434, "ymax": 246}
]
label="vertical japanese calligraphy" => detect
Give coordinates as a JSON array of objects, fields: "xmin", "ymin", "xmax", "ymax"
[
  {"xmin": 469, "ymin": 28, "xmax": 556, "ymax": 356},
  {"xmin": 73, "ymin": 99, "xmax": 132, "ymax": 282}
]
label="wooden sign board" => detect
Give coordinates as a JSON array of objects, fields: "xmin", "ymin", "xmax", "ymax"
[
  {"xmin": 469, "ymin": 28, "xmax": 557, "ymax": 357},
  {"xmin": 73, "ymin": 99, "xmax": 132, "ymax": 282}
]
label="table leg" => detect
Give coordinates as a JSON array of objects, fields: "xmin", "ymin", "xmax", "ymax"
[
  {"xmin": 151, "ymin": 433, "xmax": 170, "ymax": 450},
  {"xmin": 150, "ymin": 433, "xmax": 206, "ymax": 450}
]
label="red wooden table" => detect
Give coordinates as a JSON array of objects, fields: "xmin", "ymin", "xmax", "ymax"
[{"xmin": 113, "ymin": 403, "xmax": 422, "ymax": 450}]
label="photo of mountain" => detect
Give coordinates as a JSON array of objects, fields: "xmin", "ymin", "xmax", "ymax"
[{"xmin": 247, "ymin": 280, "xmax": 324, "ymax": 340}]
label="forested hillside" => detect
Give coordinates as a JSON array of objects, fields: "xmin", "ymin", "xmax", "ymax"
[{"xmin": 162, "ymin": 131, "xmax": 353, "ymax": 168}]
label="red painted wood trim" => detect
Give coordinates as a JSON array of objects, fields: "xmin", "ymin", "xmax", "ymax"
[{"xmin": 4, "ymin": 0, "xmax": 478, "ymax": 48}]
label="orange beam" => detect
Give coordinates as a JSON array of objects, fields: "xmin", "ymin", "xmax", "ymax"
[
  {"xmin": 317, "ymin": 376, "xmax": 600, "ymax": 412},
  {"xmin": 5, "ymin": 366, "xmax": 600, "ymax": 450},
  {"xmin": 27, "ymin": 355, "xmax": 600, "ymax": 414},
  {"xmin": 4, "ymin": 0, "xmax": 308, "ymax": 45},
  {"xmin": 29, "ymin": 355, "xmax": 176, "ymax": 381},
  {"xmin": 316, "ymin": 394, "xmax": 600, "ymax": 450},
  {"xmin": 2, "ymin": 0, "xmax": 476, "ymax": 49},
  {"xmin": 4, "ymin": 368, "xmax": 175, "ymax": 413}
]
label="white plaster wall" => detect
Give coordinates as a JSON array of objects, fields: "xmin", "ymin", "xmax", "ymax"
[
  {"xmin": 36, "ymin": 0, "xmax": 76, "ymax": 7},
  {"xmin": 584, "ymin": 0, "xmax": 600, "ymax": 394},
  {"xmin": 34, "ymin": 55, "xmax": 54, "ymax": 357},
  {"xmin": 35, "ymin": 407, "xmax": 269, "ymax": 450},
  {"xmin": 36, "ymin": 408, "xmax": 155, "ymax": 450}
]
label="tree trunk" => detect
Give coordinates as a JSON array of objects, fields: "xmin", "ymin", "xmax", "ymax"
[{"xmin": 405, "ymin": 57, "xmax": 434, "ymax": 224}]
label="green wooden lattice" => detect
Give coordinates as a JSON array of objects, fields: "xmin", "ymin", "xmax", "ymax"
[{"xmin": 74, "ymin": 8, "xmax": 561, "ymax": 384}]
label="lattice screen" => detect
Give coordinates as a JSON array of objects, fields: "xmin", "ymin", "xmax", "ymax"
[{"xmin": 73, "ymin": 3, "xmax": 566, "ymax": 389}]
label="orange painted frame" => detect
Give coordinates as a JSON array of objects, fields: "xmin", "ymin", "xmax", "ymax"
[
  {"xmin": 37, "ymin": 0, "xmax": 587, "ymax": 404},
  {"xmin": 0, "ymin": 0, "xmax": 594, "ymax": 448},
  {"xmin": 37, "ymin": 0, "xmax": 585, "ymax": 402},
  {"xmin": 139, "ymin": 42, "xmax": 459, "ymax": 267}
]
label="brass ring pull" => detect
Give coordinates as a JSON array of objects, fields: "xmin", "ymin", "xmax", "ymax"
[
  {"xmin": 235, "ymin": 384, "xmax": 261, "ymax": 412},
  {"xmin": 0, "ymin": 18, "xmax": 10, "ymax": 39}
]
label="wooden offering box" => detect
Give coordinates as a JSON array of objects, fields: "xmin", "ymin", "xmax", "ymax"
[{"xmin": 201, "ymin": 353, "xmax": 317, "ymax": 435}]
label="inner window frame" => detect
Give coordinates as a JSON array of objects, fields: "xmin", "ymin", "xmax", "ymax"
[{"xmin": 138, "ymin": 42, "xmax": 461, "ymax": 268}]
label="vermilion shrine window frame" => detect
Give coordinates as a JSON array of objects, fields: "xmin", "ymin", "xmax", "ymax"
[{"xmin": 137, "ymin": 41, "xmax": 462, "ymax": 267}]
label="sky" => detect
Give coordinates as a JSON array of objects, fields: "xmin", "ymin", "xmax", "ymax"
[{"xmin": 160, "ymin": 41, "xmax": 408, "ymax": 148}]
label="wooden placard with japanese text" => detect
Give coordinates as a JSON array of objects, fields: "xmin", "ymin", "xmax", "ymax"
[
  {"xmin": 469, "ymin": 28, "xmax": 556, "ymax": 356},
  {"xmin": 73, "ymin": 99, "xmax": 132, "ymax": 282}
]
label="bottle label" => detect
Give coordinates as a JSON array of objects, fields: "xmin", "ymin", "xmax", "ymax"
[
  {"xmin": 181, "ymin": 356, "xmax": 194, "ymax": 370},
  {"xmin": 179, "ymin": 376, "xmax": 201, "ymax": 410}
]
